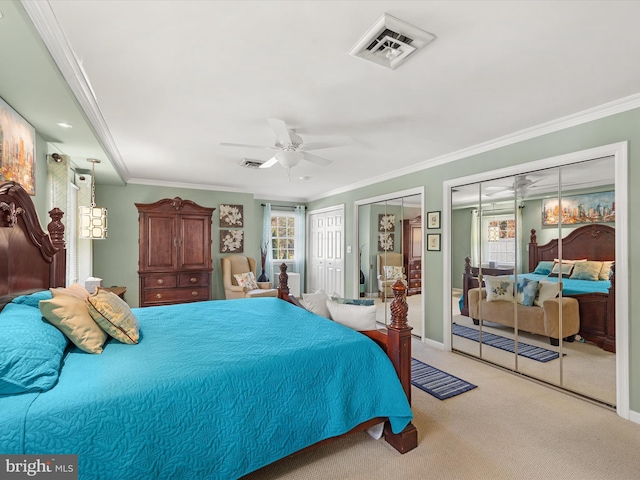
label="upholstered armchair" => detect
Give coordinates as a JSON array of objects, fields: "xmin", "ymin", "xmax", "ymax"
[
  {"xmin": 221, "ymin": 255, "xmax": 278, "ymax": 299},
  {"xmin": 376, "ymin": 252, "xmax": 406, "ymax": 301}
]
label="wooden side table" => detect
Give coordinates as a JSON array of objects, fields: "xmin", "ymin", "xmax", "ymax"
[{"xmin": 102, "ymin": 286, "xmax": 126, "ymax": 300}]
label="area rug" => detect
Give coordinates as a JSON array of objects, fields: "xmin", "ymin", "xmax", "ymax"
[
  {"xmin": 452, "ymin": 323, "xmax": 560, "ymax": 362},
  {"xmin": 411, "ymin": 358, "xmax": 477, "ymax": 400}
]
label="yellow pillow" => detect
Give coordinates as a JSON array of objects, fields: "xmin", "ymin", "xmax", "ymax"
[
  {"xmin": 39, "ymin": 295, "xmax": 107, "ymax": 354},
  {"xmin": 86, "ymin": 290, "xmax": 140, "ymax": 344},
  {"xmin": 570, "ymin": 261, "xmax": 604, "ymax": 281},
  {"xmin": 50, "ymin": 283, "xmax": 90, "ymax": 300},
  {"xmin": 599, "ymin": 261, "xmax": 614, "ymax": 280}
]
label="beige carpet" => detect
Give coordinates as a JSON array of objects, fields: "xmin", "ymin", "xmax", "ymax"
[{"xmin": 243, "ymin": 338, "xmax": 640, "ymax": 479}]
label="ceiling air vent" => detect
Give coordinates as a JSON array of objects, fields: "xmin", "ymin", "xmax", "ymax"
[
  {"xmin": 349, "ymin": 13, "xmax": 436, "ymax": 70},
  {"xmin": 239, "ymin": 158, "xmax": 265, "ymax": 169}
]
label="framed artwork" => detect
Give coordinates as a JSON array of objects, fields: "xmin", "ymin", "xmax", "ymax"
[
  {"xmin": 427, "ymin": 211, "xmax": 441, "ymax": 229},
  {"xmin": 427, "ymin": 233, "xmax": 441, "ymax": 251},
  {"xmin": 219, "ymin": 204, "xmax": 244, "ymax": 227},
  {"xmin": 542, "ymin": 191, "xmax": 615, "ymax": 225},
  {"xmin": 220, "ymin": 229, "xmax": 244, "ymax": 253},
  {"xmin": 378, "ymin": 213, "xmax": 396, "ymax": 232},
  {"xmin": 0, "ymin": 96, "xmax": 36, "ymax": 195},
  {"xmin": 378, "ymin": 232, "xmax": 394, "ymax": 251}
]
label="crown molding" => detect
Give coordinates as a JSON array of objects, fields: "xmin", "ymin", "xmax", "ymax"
[
  {"xmin": 308, "ymin": 92, "xmax": 640, "ymax": 202},
  {"xmin": 20, "ymin": 0, "xmax": 130, "ymax": 183}
]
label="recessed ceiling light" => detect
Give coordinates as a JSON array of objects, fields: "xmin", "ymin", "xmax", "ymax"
[
  {"xmin": 299, "ymin": 176, "xmax": 311, "ymax": 181},
  {"xmin": 57, "ymin": 122, "xmax": 73, "ymax": 128}
]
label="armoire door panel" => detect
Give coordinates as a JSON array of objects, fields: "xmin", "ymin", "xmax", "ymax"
[{"xmin": 145, "ymin": 215, "xmax": 176, "ymax": 270}]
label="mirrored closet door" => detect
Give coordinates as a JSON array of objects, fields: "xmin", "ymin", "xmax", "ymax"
[
  {"xmin": 450, "ymin": 156, "xmax": 616, "ymax": 405},
  {"xmin": 356, "ymin": 191, "xmax": 423, "ymax": 337}
]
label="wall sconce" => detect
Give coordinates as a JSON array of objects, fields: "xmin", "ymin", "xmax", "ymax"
[{"xmin": 78, "ymin": 159, "xmax": 108, "ymax": 239}]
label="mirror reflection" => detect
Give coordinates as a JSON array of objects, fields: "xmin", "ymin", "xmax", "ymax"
[{"xmin": 451, "ymin": 156, "xmax": 616, "ymax": 406}]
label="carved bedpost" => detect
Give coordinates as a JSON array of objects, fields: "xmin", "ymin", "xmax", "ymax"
[
  {"xmin": 277, "ymin": 263, "xmax": 290, "ymax": 301},
  {"xmin": 383, "ymin": 278, "xmax": 418, "ymax": 454},
  {"xmin": 48, "ymin": 208, "xmax": 66, "ymax": 287},
  {"xmin": 529, "ymin": 228, "xmax": 538, "ymax": 272},
  {"xmin": 464, "ymin": 256, "xmax": 471, "ymax": 275}
]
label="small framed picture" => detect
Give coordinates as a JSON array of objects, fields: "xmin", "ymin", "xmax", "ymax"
[
  {"xmin": 427, "ymin": 233, "xmax": 441, "ymax": 251},
  {"xmin": 427, "ymin": 211, "xmax": 440, "ymax": 229}
]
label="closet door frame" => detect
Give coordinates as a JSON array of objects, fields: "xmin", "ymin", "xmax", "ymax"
[{"xmin": 442, "ymin": 141, "xmax": 629, "ymax": 419}]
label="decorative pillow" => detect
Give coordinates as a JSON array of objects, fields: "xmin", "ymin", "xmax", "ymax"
[
  {"xmin": 534, "ymin": 280, "xmax": 559, "ymax": 307},
  {"xmin": 383, "ymin": 266, "xmax": 404, "ymax": 280},
  {"xmin": 516, "ymin": 278, "xmax": 539, "ymax": 307},
  {"xmin": 484, "ymin": 276, "xmax": 514, "ymax": 302},
  {"xmin": 0, "ymin": 303, "xmax": 68, "ymax": 394},
  {"xmin": 570, "ymin": 261, "xmax": 604, "ymax": 281},
  {"xmin": 39, "ymin": 295, "xmax": 108, "ymax": 354},
  {"xmin": 234, "ymin": 272, "xmax": 259, "ymax": 290},
  {"xmin": 86, "ymin": 290, "xmax": 140, "ymax": 344},
  {"xmin": 532, "ymin": 261, "xmax": 554, "ymax": 275},
  {"xmin": 51, "ymin": 283, "xmax": 91, "ymax": 300},
  {"xmin": 549, "ymin": 262, "xmax": 574, "ymax": 278},
  {"xmin": 301, "ymin": 290, "xmax": 331, "ymax": 318},
  {"xmin": 326, "ymin": 301, "xmax": 377, "ymax": 331},
  {"xmin": 11, "ymin": 290, "xmax": 53, "ymax": 308},
  {"xmin": 599, "ymin": 261, "xmax": 614, "ymax": 280}
]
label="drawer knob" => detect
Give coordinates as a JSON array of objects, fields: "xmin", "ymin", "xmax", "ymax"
[
  {"xmin": 192, "ymin": 291, "xmax": 198, "ymax": 296},
  {"xmin": 190, "ymin": 277, "xmax": 197, "ymax": 283},
  {"xmin": 157, "ymin": 279, "xmax": 164, "ymax": 285},
  {"xmin": 156, "ymin": 293, "xmax": 163, "ymax": 299}
]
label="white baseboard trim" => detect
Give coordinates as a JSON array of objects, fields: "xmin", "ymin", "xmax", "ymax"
[
  {"xmin": 421, "ymin": 337, "xmax": 444, "ymax": 350},
  {"xmin": 628, "ymin": 409, "xmax": 640, "ymax": 425}
]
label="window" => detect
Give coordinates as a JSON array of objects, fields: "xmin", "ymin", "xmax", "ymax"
[
  {"xmin": 482, "ymin": 214, "xmax": 515, "ymax": 266},
  {"xmin": 271, "ymin": 212, "xmax": 295, "ymax": 261}
]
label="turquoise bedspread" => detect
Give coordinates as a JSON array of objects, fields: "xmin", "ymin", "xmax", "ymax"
[
  {"xmin": 518, "ymin": 273, "xmax": 610, "ymax": 295},
  {"xmin": 1, "ymin": 298, "xmax": 412, "ymax": 479}
]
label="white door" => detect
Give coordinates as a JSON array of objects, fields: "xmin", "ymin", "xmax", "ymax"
[{"xmin": 307, "ymin": 206, "xmax": 344, "ymax": 296}]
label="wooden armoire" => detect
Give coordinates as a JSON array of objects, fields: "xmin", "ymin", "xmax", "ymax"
[
  {"xmin": 136, "ymin": 197, "xmax": 215, "ymax": 307},
  {"xmin": 402, "ymin": 216, "xmax": 422, "ymax": 296}
]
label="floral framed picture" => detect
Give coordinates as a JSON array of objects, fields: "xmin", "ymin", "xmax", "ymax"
[
  {"xmin": 378, "ymin": 232, "xmax": 394, "ymax": 252},
  {"xmin": 427, "ymin": 211, "xmax": 441, "ymax": 229},
  {"xmin": 427, "ymin": 233, "xmax": 441, "ymax": 251},
  {"xmin": 378, "ymin": 214, "xmax": 396, "ymax": 232},
  {"xmin": 219, "ymin": 204, "xmax": 243, "ymax": 227},
  {"xmin": 220, "ymin": 229, "xmax": 244, "ymax": 253},
  {"xmin": 0, "ymin": 96, "xmax": 36, "ymax": 195}
]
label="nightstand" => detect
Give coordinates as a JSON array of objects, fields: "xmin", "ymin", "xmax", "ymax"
[{"xmin": 102, "ymin": 286, "xmax": 126, "ymax": 300}]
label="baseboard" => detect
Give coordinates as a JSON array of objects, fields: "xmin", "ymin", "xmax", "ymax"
[
  {"xmin": 629, "ymin": 409, "xmax": 640, "ymax": 425},
  {"xmin": 420, "ymin": 337, "xmax": 444, "ymax": 350}
]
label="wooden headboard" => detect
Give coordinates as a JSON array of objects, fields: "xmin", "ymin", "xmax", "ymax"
[
  {"xmin": 528, "ymin": 224, "xmax": 615, "ymax": 272},
  {"xmin": 0, "ymin": 181, "xmax": 66, "ymax": 306}
]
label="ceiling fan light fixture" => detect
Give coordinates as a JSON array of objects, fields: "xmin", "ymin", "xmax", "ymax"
[{"xmin": 275, "ymin": 150, "xmax": 302, "ymax": 168}]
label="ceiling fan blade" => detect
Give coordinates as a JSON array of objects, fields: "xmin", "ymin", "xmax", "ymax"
[
  {"xmin": 267, "ymin": 118, "xmax": 294, "ymax": 146},
  {"xmin": 220, "ymin": 142, "xmax": 278, "ymax": 151},
  {"xmin": 300, "ymin": 151, "xmax": 332, "ymax": 166},
  {"xmin": 258, "ymin": 157, "xmax": 279, "ymax": 169},
  {"xmin": 299, "ymin": 138, "xmax": 351, "ymax": 151}
]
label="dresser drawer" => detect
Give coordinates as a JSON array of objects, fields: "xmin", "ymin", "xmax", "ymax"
[
  {"xmin": 410, "ymin": 271, "xmax": 421, "ymax": 280},
  {"xmin": 143, "ymin": 274, "xmax": 177, "ymax": 289},
  {"xmin": 178, "ymin": 272, "xmax": 210, "ymax": 287},
  {"xmin": 142, "ymin": 286, "xmax": 210, "ymax": 305}
]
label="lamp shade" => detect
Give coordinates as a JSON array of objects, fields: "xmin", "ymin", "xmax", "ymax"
[
  {"xmin": 79, "ymin": 205, "xmax": 108, "ymax": 239},
  {"xmin": 275, "ymin": 150, "xmax": 302, "ymax": 168}
]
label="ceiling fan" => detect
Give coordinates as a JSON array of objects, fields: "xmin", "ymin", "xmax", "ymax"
[
  {"xmin": 220, "ymin": 118, "xmax": 349, "ymax": 170},
  {"xmin": 484, "ymin": 175, "xmax": 544, "ymax": 198}
]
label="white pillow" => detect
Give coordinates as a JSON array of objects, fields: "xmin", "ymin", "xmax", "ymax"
[
  {"xmin": 301, "ymin": 290, "xmax": 331, "ymax": 318},
  {"xmin": 483, "ymin": 275, "xmax": 514, "ymax": 302},
  {"xmin": 534, "ymin": 280, "xmax": 560, "ymax": 307},
  {"xmin": 325, "ymin": 301, "xmax": 377, "ymax": 331}
]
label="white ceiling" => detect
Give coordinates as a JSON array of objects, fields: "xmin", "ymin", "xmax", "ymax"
[{"xmin": 2, "ymin": 1, "xmax": 639, "ymax": 201}]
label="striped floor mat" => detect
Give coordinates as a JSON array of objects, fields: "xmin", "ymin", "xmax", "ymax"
[
  {"xmin": 452, "ymin": 323, "xmax": 560, "ymax": 362},
  {"xmin": 411, "ymin": 358, "xmax": 477, "ymax": 400}
]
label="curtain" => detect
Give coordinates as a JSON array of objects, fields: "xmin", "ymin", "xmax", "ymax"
[
  {"xmin": 262, "ymin": 203, "xmax": 274, "ymax": 283},
  {"xmin": 294, "ymin": 205, "xmax": 305, "ymax": 289},
  {"xmin": 516, "ymin": 205, "xmax": 524, "ymax": 274},
  {"xmin": 470, "ymin": 209, "xmax": 479, "ymax": 267}
]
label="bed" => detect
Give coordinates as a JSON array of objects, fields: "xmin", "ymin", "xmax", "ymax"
[
  {"xmin": 0, "ymin": 181, "xmax": 417, "ymax": 479},
  {"xmin": 462, "ymin": 224, "xmax": 615, "ymax": 352}
]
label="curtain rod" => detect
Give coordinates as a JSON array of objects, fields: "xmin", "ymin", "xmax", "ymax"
[{"xmin": 261, "ymin": 203, "xmax": 306, "ymax": 209}]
